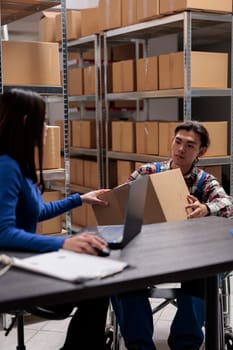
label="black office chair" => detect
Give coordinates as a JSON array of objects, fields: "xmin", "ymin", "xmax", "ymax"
[
  {"xmin": 4, "ymin": 306, "xmax": 73, "ymax": 350},
  {"xmin": 4, "ymin": 304, "xmax": 115, "ymax": 350}
]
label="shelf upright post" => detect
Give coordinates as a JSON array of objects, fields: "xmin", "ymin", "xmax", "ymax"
[
  {"xmin": 230, "ymin": 14, "xmax": 233, "ymax": 196},
  {"xmin": 95, "ymin": 34, "xmax": 104, "ymax": 189},
  {"xmin": 77, "ymin": 50, "xmax": 85, "ymax": 119},
  {"xmin": 60, "ymin": 0, "xmax": 71, "ymax": 235},
  {"xmin": 183, "ymin": 11, "xmax": 192, "ymax": 121},
  {"xmin": 103, "ymin": 33, "xmax": 110, "ymax": 188},
  {"xmin": 142, "ymin": 38, "xmax": 149, "ymax": 121},
  {"xmin": 134, "ymin": 38, "xmax": 146, "ymax": 121}
]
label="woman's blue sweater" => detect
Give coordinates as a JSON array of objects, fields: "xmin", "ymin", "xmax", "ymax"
[{"xmin": 0, "ymin": 155, "xmax": 82, "ymax": 252}]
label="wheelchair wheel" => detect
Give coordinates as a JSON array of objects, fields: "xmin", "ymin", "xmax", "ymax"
[
  {"xmin": 105, "ymin": 326, "xmax": 114, "ymax": 350},
  {"xmin": 225, "ymin": 331, "xmax": 233, "ymax": 350}
]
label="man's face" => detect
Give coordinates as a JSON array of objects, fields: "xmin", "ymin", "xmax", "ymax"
[{"xmin": 171, "ymin": 129, "xmax": 206, "ymax": 171}]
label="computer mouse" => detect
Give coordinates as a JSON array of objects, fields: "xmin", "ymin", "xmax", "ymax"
[{"xmin": 92, "ymin": 245, "xmax": 110, "ymax": 257}]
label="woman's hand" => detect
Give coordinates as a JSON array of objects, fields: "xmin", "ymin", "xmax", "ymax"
[
  {"xmin": 80, "ymin": 189, "xmax": 109, "ymax": 206},
  {"xmin": 185, "ymin": 194, "xmax": 209, "ymax": 219},
  {"xmin": 62, "ymin": 233, "xmax": 107, "ymax": 256}
]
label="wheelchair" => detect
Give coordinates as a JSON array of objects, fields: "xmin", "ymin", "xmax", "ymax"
[{"xmin": 104, "ymin": 273, "xmax": 233, "ymax": 350}]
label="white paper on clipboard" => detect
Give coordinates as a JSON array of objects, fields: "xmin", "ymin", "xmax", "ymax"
[{"xmin": 13, "ymin": 249, "xmax": 128, "ymax": 283}]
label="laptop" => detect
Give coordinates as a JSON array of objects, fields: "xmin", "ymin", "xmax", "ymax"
[{"xmin": 80, "ymin": 175, "xmax": 149, "ymax": 250}]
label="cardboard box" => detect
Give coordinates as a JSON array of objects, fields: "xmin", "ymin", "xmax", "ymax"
[
  {"xmin": 39, "ymin": 11, "xmax": 59, "ymax": 42},
  {"xmin": 112, "ymin": 100, "xmax": 144, "ymax": 110},
  {"xmin": 68, "ymin": 67, "xmax": 83, "ymax": 96},
  {"xmin": 159, "ymin": 51, "xmax": 228, "ymax": 89},
  {"xmin": 93, "ymin": 182, "xmax": 128, "ymax": 225},
  {"xmin": 83, "ymin": 65, "xmax": 96, "ymax": 95},
  {"xmin": 81, "ymin": 7, "xmax": 99, "ymax": 37},
  {"xmin": 112, "ymin": 60, "xmax": 136, "ymax": 93},
  {"xmin": 98, "ymin": 0, "xmax": 121, "ymax": 31},
  {"xmin": 202, "ymin": 121, "xmax": 228, "ymax": 157},
  {"xmin": 117, "ymin": 160, "xmax": 135, "ymax": 185},
  {"xmin": 84, "ymin": 160, "xmax": 99, "ymax": 189},
  {"xmin": 55, "ymin": 120, "xmax": 64, "ymax": 148},
  {"xmin": 71, "ymin": 120, "xmax": 97, "ymax": 149},
  {"xmin": 56, "ymin": 10, "xmax": 82, "ymax": 42},
  {"xmin": 122, "ymin": 0, "xmax": 138, "ymax": 26},
  {"xmin": 136, "ymin": 121, "xmax": 159, "ymax": 155},
  {"xmin": 112, "ymin": 43, "xmax": 143, "ymax": 62},
  {"xmin": 70, "ymin": 158, "xmax": 84, "ymax": 186},
  {"xmin": 158, "ymin": 121, "xmax": 228, "ymax": 157},
  {"xmin": 136, "ymin": 56, "xmax": 158, "ymax": 91},
  {"xmin": 112, "ymin": 121, "xmax": 136, "ymax": 153},
  {"xmin": 37, "ymin": 191, "xmax": 62, "ymax": 235},
  {"xmin": 160, "ymin": 0, "xmax": 232, "ymax": 15},
  {"xmin": 87, "ymin": 205, "xmax": 98, "ymax": 226},
  {"xmin": 158, "ymin": 121, "xmax": 179, "ymax": 156},
  {"xmin": 82, "ymin": 63, "xmax": 109, "ymax": 95},
  {"xmin": 92, "ymin": 169, "xmax": 189, "ymax": 225},
  {"xmin": 71, "ymin": 203, "xmax": 87, "ymax": 227},
  {"xmin": 35, "ymin": 126, "xmax": 61, "ymax": 170},
  {"xmin": 137, "ymin": 0, "xmax": 160, "ymax": 22},
  {"xmin": 68, "ymin": 51, "xmax": 79, "ymax": 63},
  {"xmin": 143, "ymin": 169, "xmax": 189, "ymax": 224},
  {"xmin": 82, "ymin": 47, "xmax": 112, "ymax": 63},
  {"xmin": 2, "ymin": 41, "xmax": 61, "ymax": 86},
  {"xmin": 55, "ymin": 120, "xmax": 72, "ymax": 149}
]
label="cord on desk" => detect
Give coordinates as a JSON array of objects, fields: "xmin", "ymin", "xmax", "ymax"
[{"xmin": 0, "ymin": 254, "xmax": 13, "ymax": 276}]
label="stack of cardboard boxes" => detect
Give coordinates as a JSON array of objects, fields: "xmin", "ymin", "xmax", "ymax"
[
  {"xmin": 38, "ymin": 1, "xmax": 232, "ymax": 43},
  {"xmin": 112, "ymin": 120, "xmax": 228, "ymax": 157},
  {"xmin": 3, "ymin": 1, "xmax": 231, "ymax": 88}
]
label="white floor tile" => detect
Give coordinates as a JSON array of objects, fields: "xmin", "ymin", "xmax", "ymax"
[
  {"xmin": 0, "ymin": 328, "xmax": 37, "ymax": 350},
  {"xmin": 25, "ymin": 330, "xmax": 65, "ymax": 350},
  {"xmin": 40, "ymin": 317, "xmax": 70, "ymax": 332},
  {"xmin": 157, "ymin": 304, "xmax": 176, "ymax": 322}
]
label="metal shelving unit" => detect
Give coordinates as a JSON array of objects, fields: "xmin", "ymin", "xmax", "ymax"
[
  {"xmin": 103, "ymin": 11, "xmax": 233, "ymax": 191},
  {"xmin": 0, "ymin": 0, "xmax": 71, "ymax": 229},
  {"xmin": 65, "ymin": 34, "xmax": 105, "ymax": 190}
]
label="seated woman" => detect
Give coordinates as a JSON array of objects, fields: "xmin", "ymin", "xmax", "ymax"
[{"xmin": 0, "ymin": 88, "xmax": 110, "ymax": 350}]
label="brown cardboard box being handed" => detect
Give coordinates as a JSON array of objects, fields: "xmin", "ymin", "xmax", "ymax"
[{"xmin": 93, "ymin": 168, "xmax": 190, "ymax": 225}]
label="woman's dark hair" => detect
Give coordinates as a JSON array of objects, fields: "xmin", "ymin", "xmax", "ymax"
[
  {"xmin": 0, "ymin": 88, "xmax": 46, "ymax": 191},
  {"xmin": 174, "ymin": 121, "xmax": 210, "ymax": 148}
]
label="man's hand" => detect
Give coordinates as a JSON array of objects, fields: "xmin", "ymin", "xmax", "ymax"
[{"xmin": 185, "ymin": 194, "xmax": 209, "ymax": 219}]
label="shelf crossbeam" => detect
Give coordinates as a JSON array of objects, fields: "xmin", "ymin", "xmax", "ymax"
[{"xmin": 105, "ymin": 12, "xmax": 232, "ymax": 42}]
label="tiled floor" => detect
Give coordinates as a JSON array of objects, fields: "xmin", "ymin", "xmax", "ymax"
[{"xmin": 0, "ymin": 281, "xmax": 233, "ymax": 350}]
